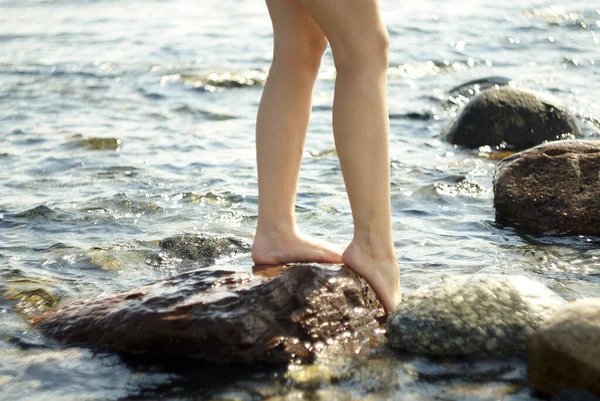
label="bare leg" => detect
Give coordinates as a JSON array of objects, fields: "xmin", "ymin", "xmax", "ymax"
[
  {"xmin": 252, "ymin": 0, "xmax": 342, "ymax": 266},
  {"xmin": 298, "ymin": 0, "xmax": 401, "ymax": 312}
]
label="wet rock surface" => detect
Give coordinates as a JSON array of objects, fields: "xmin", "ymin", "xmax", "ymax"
[
  {"xmin": 444, "ymin": 86, "xmax": 581, "ymax": 149},
  {"xmin": 156, "ymin": 233, "xmax": 250, "ymax": 266},
  {"xmin": 387, "ymin": 275, "xmax": 565, "ymax": 357},
  {"xmin": 494, "ymin": 140, "xmax": 600, "ymax": 235},
  {"xmin": 35, "ymin": 264, "xmax": 382, "ymax": 363},
  {"xmin": 445, "ymin": 76, "xmax": 513, "ymax": 108},
  {"xmin": 528, "ymin": 298, "xmax": 600, "ymax": 398}
]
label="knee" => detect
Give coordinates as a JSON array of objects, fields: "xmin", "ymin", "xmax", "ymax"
[
  {"xmin": 333, "ymin": 27, "xmax": 389, "ymax": 75},
  {"xmin": 272, "ymin": 32, "xmax": 328, "ymax": 75}
]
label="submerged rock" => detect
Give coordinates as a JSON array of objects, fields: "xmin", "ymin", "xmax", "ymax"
[
  {"xmin": 74, "ymin": 135, "xmax": 122, "ymax": 150},
  {"xmin": 494, "ymin": 140, "xmax": 600, "ymax": 235},
  {"xmin": 444, "ymin": 86, "xmax": 581, "ymax": 149},
  {"xmin": 387, "ymin": 275, "xmax": 565, "ymax": 357},
  {"xmin": 4, "ymin": 288, "xmax": 59, "ymax": 320},
  {"xmin": 35, "ymin": 264, "xmax": 382, "ymax": 363},
  {"xmin": 159, "ymin": 233, "xmax": 250, "ymax": 262},
  {"xmin": 528, "ymin": 298, "xmax": 600, "ymax": 398}
]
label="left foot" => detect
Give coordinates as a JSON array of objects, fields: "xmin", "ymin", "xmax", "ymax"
[{"xmin": 252, "ymin": 229, "xmax": 343, "ymax": 265}]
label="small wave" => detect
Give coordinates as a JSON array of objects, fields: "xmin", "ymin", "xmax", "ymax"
[
  {"xmin": 80, "ymin": 194, "xmax": 162, "ymax": 215},
  {"xmin": 161, "ymin": 69, "xmax": 267, "ymax": 91},
  {"xmin": 389, "ymin": 111, "xmax": 435, "ymax": 121},
  {"xmin": 173, "ymin": 105, "xmax": 237, "ymax": 120},
  {"xmin": 15, "ymin": 205, "xmax": 61, "ymax": 219}
]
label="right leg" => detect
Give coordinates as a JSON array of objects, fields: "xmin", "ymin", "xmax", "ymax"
[
  {"xmin": 298, "ymin": 0, "xmax": 401, "ymax": 313},
  {"xmin": 252, "ymin": 0, "xmax": 342, "ymax": 266}
]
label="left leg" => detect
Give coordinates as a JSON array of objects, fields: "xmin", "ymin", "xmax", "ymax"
[{"xmin": 251, "ymin": 0, "xmax": 342, "ymax": 266}]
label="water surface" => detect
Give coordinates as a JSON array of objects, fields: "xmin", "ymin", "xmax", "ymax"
[{"xmin": 1, "ymin": 0, "xmax": 599, "ymax": 400}]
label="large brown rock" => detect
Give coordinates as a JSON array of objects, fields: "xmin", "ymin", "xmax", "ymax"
[
  {"xmin": 494, "ymin": 140, "xmax": 600, "ymax": 235},
  {"xmin": 444, "ymin": 86, "xmax": 581, "ymax": 149},
  {"xmin": 528, "ymin": 299, "xmax": 600, "ymax": 397},
  {"xmin": 35, "ymin": 264, "xmax": 382, "ymax": 363}
]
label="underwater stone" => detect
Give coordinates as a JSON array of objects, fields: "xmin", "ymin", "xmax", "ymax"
[
  {"xmin": 4, "ymin": 288, "xmax": 58, "ymax": 320},
  {"xmin": 76, "ymin": 136, "xmax": 122, "ymax": 150},
  {"xmin": 494, "ymin": 140, "xmax": 600, "ymax": 235},
  {"xmin": 528, "ymin": 298, "xmax": 600, "ymax": 398},
  {"xmin": 35, "ymin": 264, "xmax": 382, "ymax": 363},
  {"xmin": 444, "ymin": 86, "xmax": 581, "ymax": 149},
  {"xmin": 159, "ymin": 233, "xmax": 250, "ymax": 262},
  {"xmin": 387, "ymin": 275, "xmax": 565, "ymax": 357}
]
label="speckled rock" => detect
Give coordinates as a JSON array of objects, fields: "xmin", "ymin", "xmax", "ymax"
[
  {"xmin": 444, "ymin": 86, "xmax": 581, "ymax": 149},
  {"xmin": 387, "ymin": 275, "xmax": 566, "ymax": 357},
  {"xmin": 35, "ymin": 264, "xmax": 382, "ymax": 363},
  {"xmin": 528, "ymin": 298, "xmax": 600, "ymax": 398},
  {"xmin": 159, "ymin": 233, "xmax": 250, "ymax": 262},
  {"xmin": 494, "ymin": 140, "xmax": 600, "ymax": 235}
]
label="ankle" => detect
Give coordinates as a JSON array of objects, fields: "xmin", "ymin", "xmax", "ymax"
[
  {"xmin": 348, "ymin": 233, "xmax": 396, "ymax": 262},
  {"xmin": 255, "ymin": 221, "xmax": 297, "ymax": 241}
]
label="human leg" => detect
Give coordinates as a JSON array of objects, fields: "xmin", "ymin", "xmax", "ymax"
[
  {"xmin": 252, "ymin": 0, "xmax": 342, "ymax": 265},
  {"xmin": 298, "ymin": 0, "xmax": 401, "ymax": 312}
]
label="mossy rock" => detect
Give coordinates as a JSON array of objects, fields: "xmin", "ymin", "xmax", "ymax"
[{"xmin": 74, "ymin": 134, "xmax": 122, "ymax": 150}]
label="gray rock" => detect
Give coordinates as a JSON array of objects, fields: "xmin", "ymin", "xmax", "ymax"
[
  {"xmin": 528, "ymin": 298, "xmax": 600, "ymax": 398},
  {"xmin": 494, "ymin": 140, "xmax": 600, "ymax": 235},
  {"xmin": 387, "ymin": 275, "xmax": 565, "ymax": 357},
  {"xmin": 444, "ymin": 86, "xmax": 581, "ymax": 149},
  {"xmin": 159, "ymin": 233, "xmax": 250, "ymax": 262}
]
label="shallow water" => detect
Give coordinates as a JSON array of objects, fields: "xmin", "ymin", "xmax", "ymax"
[{"xmin": 1, "ymin": 0, "xmax": 599, "ymax": 400}]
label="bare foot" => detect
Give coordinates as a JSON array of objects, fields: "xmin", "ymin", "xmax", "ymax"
[
  {"xmin": 252, "ymin": 229, "xmax": 343, "ymax": 265},
  {"xmin": 342, "ymin": 241, "xmax": 401, "ymax": 314}
]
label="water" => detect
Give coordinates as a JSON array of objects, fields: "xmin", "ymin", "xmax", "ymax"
[{"xmin": 1, "ymin": 0, "xmax": 599, "ymax": 399}]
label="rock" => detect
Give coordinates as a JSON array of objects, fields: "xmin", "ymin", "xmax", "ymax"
[
  {"xmin": 74, "ymin": 135, "xmax": 122, "ymax": 150},
  {"xmin": 446, "ymin": 76, "xmax": 513, "ymax": 107},
  {"xmin": 387, "ymin": 275, "xmax": 565, "ymax": 357},
  {"xmin": 444, "ymin": 86, "xmax": 581, "ymax": 149},
  {"xmin": 553, "ymin": 390, "xmax": 600, "ymax": 401},
  {"xmin": 35, "ymin": 264, "xmax": 382, "ymax": 363},
  {"xmin": 158, "ymin": 233, "xmax": 250, "ymax": 262},
  {"xmin": 4, "ymin": 288, "xmax": 58, "ymax": 320},
  {"xmin": 493, "ymin": 140, "xmax": 600, "ymax": 235},
  {"xmin": 528, "ymin": 298, "xmax": 600, "ymax": 398}
]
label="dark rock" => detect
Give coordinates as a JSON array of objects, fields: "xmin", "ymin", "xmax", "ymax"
[
  {"xmin": 494, "ymin": 140, "xmax": 600, "ymax": 235},
  {"xmin": 528, "ymin": 298, "xmax": 600, "ymax": 398},
  {"xmin": 159, "ymin": 233, "xmax": 250, "ymax": 262},
  {"xmin": 387, "ymin": 275, "xmax": 565, "ymax": 357},
  {"xmin": 35, "ymin": 264, "xmax": 382, "ymax": 363},
  {"xmin": 444, "ymin": 86, "xmax": 581, "ymax": 149},
  {"xmin": 446, "ymin": 76, "xmax": 512, "ymax": 106},
  {"xmin": 553, "ymin": 390, "xmax": 600, "ymax": 401}
]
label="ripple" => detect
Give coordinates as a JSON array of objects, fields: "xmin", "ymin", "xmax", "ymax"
[
  {"xmin": 80, "ymin": 194, "xmax": 162, "ymax": 215},
  {"xmin": 161, "ymin": 69, "xmax": 267, "ymax": 91},
  {"xmin": 173, "ymin": 105, "xmax": 237, "ymax": 120}
]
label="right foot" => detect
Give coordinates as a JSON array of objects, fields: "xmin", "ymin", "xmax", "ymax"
[
  {"xmin": 342, "ymin": 241, "xmax": 401, "ymax": 314},
  {"xmin": 252, "ymin": 230, "xmax": 343, "ymax": 266}
]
